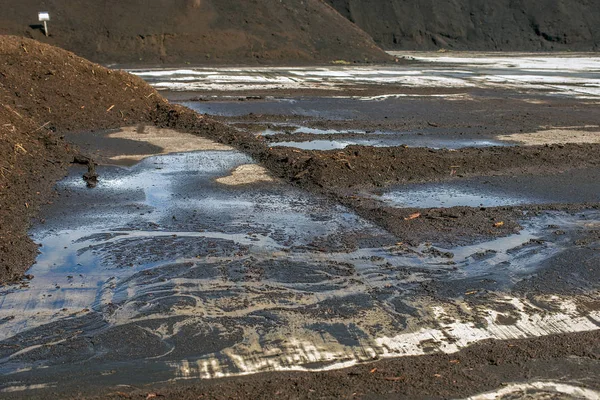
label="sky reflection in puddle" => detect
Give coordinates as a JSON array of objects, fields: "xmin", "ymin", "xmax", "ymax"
[{"xmin": 1, "ymin": 149, "xmax": 599, "ymax": 388}]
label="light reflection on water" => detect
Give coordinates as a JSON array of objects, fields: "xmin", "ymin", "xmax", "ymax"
[
  {"xmin": 260, "ymin": 124, "xmax": 509, "ymax": 150},
  {"xmin": 0, "ymin": 148, "xmax": 599, "ymax": 387},
  {"xmin": 380, "ymin": 186, "xmax": 533, "ymax": 208},
  {"xmin": 270, "ymin": 138, "xmax": 506, "ymax": 150}
]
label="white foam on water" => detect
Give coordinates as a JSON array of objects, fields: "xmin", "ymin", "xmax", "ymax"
[
  {"xmin": 358, "ymin": 93, "xmax": 470, "ymax": 101},
  {"xmin": 463, "ymin": 381, "xmax": 600, "ymax": 400},
  {"xmin": 0, "ymin": 383, "xmax": 56, "ymax": 393},
  {"xmin": 133, "ymin": 69, "xmax": 218, "ymax": 77},
  {"xmin": 270, "ymin": 140, "xmax": 355, "ymax": 150},
  {"xmin": 394, "ymin": 53, "xmax": 600, "ymax": 72},
  {"xmin": 131, "ymin": 54, "xmax": 600, "ymax": 98},
  {"xmin": 166, "ymin": 295, "xmax": 600, "ymax": 380}
]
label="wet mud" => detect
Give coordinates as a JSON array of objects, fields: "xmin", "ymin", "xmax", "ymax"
[
  {"xmin": 3, "ymin": 54, "xmax": 600, "ymax": 398},
  {"xmin": 158, "ymin": 62, "xmax": 600, "ymax": 247},
  {"xmin": 1, "ymin": 148, "xmax": 600, "ymax": 399}
]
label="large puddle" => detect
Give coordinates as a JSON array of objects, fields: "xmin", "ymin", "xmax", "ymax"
[
  {"xmin": 180, "ymin": 97, "xmax": 515, "ymax": 150},
  {"xmin": 1, "ymin": 148, "xmax": 599, "ymax": 390},
  {"xmin": 377, "ymin": 170, "xmax": 600, "ymax": 208},
  {"xmin": 178, "ymin": 94, "xmax": 600, "ymax": 151}
]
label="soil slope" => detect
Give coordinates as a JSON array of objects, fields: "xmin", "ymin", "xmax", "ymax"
[
  {"xmin": 326, "ymin": 0, "xmax": 600, "ymax": 51},
  {"xmin": 0, "ymin": 35, "xmax": 168, "ymax": 282},
  {"xmin": 0, "ymin": 0, "xmax": 389, "ymax": 65}
]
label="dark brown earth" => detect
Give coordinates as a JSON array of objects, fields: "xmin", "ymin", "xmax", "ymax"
[
  {"xmin": 0, "ymin": 0, "xmax": 390, "ymax": 65},
  {"xmin": 0, "ymin": 96, "xmax": 70, "ymax": 283},
  {"xmin": 263, "ymin": 144, "xmax": 600, "ymax": 190},
  {"xmin": 326, "ymin": 0, "xmax": 600, "ymax": 51}
]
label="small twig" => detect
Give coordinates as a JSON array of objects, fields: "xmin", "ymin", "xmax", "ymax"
[
  {"xmin": 14, "ymin": 143, "xmax": 27, "ymax": 154},
  {"xmin": 29, "ymin": 121, "xmax": 51, "ymax": 134},
  {"xmin": 3, "ymin": 105, "xmax": 23, "ymax": 119}
]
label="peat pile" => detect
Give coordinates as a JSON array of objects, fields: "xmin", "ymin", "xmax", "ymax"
[
  {"xmin": 0, "ymin": 35, "xmax": 170, "ymax": 282},
  {"xmin": 0, "ymin": 0, "xmax": 390, "ymax": 65},
  {"xmin": 326, "ymin": 0, "xmax": 600, "ymax": 51}
]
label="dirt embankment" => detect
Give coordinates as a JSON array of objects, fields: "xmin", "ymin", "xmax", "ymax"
[
  {"xmin": 0, "ymin": 0, "xmax": 390, "ymax": 65},
  {"xmin": 326, "ymin": 0, "xmax": 600, "ymax": 51},
  {"xmin": 0, "ymin": 35, "xmax": 171, "ymax": 282}
]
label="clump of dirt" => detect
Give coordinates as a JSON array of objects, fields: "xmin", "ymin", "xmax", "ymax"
[
  {"xmin": 339, "ymin": 199, "xmax": 524, "ymax": 246},
  {"xmin": 0, "ymin": 0, "xmax": 391, "ymax": 65},
  {"xmin": 0, "ymin": 36, "xmax": 169, "ymax": 282},
  {"xmin": 326, "ymin": 0, "xmax": 600, "ymax": 51}
]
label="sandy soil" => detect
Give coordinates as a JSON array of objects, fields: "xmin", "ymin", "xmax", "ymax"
[
  {"xmin": 216, "ymin": 164, "xmax": 276, "ymax": 185},
  {"xmin": 498, "ymin": 127, "xmax": 600, "ymax": 145},
  {"xmin": 107, "ymin": 125, "xmax": 234, "ymax": 162}
]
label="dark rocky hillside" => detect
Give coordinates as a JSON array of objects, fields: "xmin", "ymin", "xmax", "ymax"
[{"xmin": 326, "ymin": 0, "xmax": 600, "ymax": 51}]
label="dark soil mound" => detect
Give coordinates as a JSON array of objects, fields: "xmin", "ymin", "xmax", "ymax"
[
  {"xmin": 0, "ymin": 35, "xmax": 169, "ymax": 282},
  {"xmin": 0, "ymin": 102, "xmax": 69, "ymax": 283},
  {"xmin": 326, "ymin": 0, "xmax": 600, "ymax": 51},
  {"xmin": 0, "ymin": 0, "xmax": 390, "ymax": 65}
]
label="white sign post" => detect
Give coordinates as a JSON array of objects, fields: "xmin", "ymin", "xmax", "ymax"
[{"xmin": 38, "ymin": 12, "xmax": 50, "ymax": 37}]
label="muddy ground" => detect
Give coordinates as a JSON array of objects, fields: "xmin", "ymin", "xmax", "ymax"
[
  {"xmin": 5, "ymin": 331, "xmax": 599, "ymax": 399},
  {"xmin": 163, "ymin": 91, "xmax": 600, "ymax": 247},
  {"xmin": 1, "ymin": 40, "xmax": 600, "ymax": 398},
  {"xmin": 2, "ymin": 134, "xmax": 599, "ymax": 399},
  {"xmin": 154, "ymin": 59, "xmax": 600, "ymax": 246}
]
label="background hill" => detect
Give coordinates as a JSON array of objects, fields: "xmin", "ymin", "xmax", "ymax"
[
  {"xmin": 0, "ymin": 0, "xmax": 390, "ymax": 65},
  {"xmin": 326, "ymin": 0, "xmax": 600, "ymax": 51}
]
